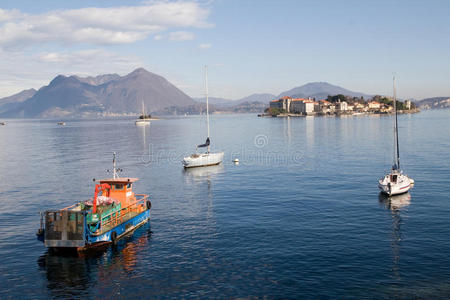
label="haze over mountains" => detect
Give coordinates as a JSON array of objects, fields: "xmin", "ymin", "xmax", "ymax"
[{"xmin": 0, "ymin": 68, "xmax": 443, "ymax": 118}]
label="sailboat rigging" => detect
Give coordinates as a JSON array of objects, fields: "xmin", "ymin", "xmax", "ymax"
[
  {"xmin": 182, "ymin": 66, "xmax": 224, "ymax": 168},
  {"xmin": 378, "ymin": 76, "xmax": 414, "ymax": 196}
]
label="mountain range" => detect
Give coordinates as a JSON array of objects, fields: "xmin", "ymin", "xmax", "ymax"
[
  {"xmin": 194, "ymin": 83, "xmax": 371, "ymax": 106},
  {"xmin": 0, "ymin": 68, "xmax": 194, "ymax": 118},
  {"xmin": 2, "ymin": 69, "xmax": 437, "ymax": 118},
  {"xmin": 416, "ymin": 97, "xmax": 450, "ymax": 110}
]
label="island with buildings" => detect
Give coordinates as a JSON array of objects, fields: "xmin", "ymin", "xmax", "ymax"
[{"xmin": 261, "ymin": 94, "xmax": 419, "ymax": 117}]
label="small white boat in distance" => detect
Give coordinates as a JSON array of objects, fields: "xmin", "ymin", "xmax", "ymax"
[
  {"xmin": 57, "ymin": 122, "xmax": 66, "ymax": 126},
  {"xmin": 379, "ymin": 76, "xmax": 413, "ymax": 196},
  {"xmin": 135, "ymin": 101, "xmax": 151, "ymax": 126},
  {"xmin": 182, "ymin": 66, "xmax": 223, "ymax": 168}
]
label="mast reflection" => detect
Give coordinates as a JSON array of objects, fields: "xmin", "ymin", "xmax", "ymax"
[{"xmin": 379, "ymin": 192, "xmax": 411, "ymax": 280}]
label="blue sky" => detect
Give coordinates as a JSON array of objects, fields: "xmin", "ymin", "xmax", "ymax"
[{"xmin": 0, "ymin": 0, "xmax": 449, "ymax": 100}]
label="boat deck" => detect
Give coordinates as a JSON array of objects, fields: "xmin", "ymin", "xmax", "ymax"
[{"xmin": 99, "ymin": 210, "xmax": 141, "ymax": 234}]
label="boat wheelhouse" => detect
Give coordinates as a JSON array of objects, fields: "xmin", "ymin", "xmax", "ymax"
[{"xmin": 37, "ymin": 153, "xmax": 151, "ymax": 252}]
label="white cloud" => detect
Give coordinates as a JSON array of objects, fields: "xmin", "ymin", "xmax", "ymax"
[
  {"xmin": 0, "ymin": 2, "xmax": 211, "ymax": 48},
  {"xmin": 198, "ymin": 43, "xmax": 211, "ymax": 49},
  {"xmin": 169, "ymin": 31, "xmax": 195, "ymax": 41},
  {"xmin": 154, "ymin": 34, "xmax": 163, "ymax": 40}
]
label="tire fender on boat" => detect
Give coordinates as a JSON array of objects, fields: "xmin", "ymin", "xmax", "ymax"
[
  {"xmin": 146, "ymin": 200, "xmax": 152, "ymax": 210},
  {"xmin": 111, "ymin": 231, "xmax": 117, "ymax": 243}
]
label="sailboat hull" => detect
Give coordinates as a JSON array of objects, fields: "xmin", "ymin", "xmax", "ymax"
[
  {"xmin": 378, "ymin": 173, "xmax": 412, "ymax": 196},
  {"xmin": 135, "ymin": 120, "xmax": 150, "ymax": 125},
  {"xmin": 182, "ymin": 152, "xmax": 224, "ymax": 168}
]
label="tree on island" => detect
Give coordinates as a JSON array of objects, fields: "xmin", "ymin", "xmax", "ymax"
[
  {"xmin": 371, "ymin": 95, "xmax": 414, "ymax": 110},
  {"xmin": 327, "ymin": 94, "xmax": 348, "ymax": 103},
  {"xmin": 265, "ymin": 107, "xmax": 286, "ymax": 116}
]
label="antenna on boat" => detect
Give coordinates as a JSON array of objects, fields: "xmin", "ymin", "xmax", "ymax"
[{"xmin": 111, "ymin": 152, "xmax": 122, "ymax": 179}]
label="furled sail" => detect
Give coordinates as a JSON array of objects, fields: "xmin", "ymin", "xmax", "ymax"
[{"xmin": 197, "ymin": 137, "xmax": 210, "ymax": 148}]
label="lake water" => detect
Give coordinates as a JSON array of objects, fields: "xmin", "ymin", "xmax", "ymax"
[{"xmin": 0, "ymin": 110, "xmax": 449, "ymax": 299}]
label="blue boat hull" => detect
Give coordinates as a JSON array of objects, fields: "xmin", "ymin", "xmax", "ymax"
[
  {"xmin": 88, "ymin": 209, "xmax": 150, "ymax": 245},
  {"xmin": 38, "ymin": 209, "xmax": 151, "ymax": 251}
]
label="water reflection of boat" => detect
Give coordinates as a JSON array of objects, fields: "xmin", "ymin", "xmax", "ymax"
[
  {"xmin": 183, "ymin": 164, "xmax": 224, "ymax": 180},
  {"xmin": 379, "ymin": 192, "xmax": 411, "ymax": 280},
  {"xmin": 38, "ymin": 224, "xmax": 152, "ymax": 297},
  {"xmin": 37, "ymin": 251, "xmax": 98, "ymax": 297},
  {"xmin": 379, "ymin": 192, "xmax": 411, "ymax": 210}
]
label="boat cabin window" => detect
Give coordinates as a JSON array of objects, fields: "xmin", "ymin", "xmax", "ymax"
[
  {"xmin": 127, "ymin": 183, "xmax": 132, "ymax": 189},
  {"xmin": 390, "ymin": 175, "xmax": 398, "ymax": 183},
  {"xmin": 113, "ymin": 184, "xmax": 124, "ymax": 190}
]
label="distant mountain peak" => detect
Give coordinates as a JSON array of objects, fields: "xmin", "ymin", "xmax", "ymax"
[
  {"xmin": 127, "ymin": 68, "xmax": 155, "ymax": 78},
  {"xmin": 131, "ymin": 67, "xmax": 148, "ymax": 74},
  {"xmin": 48, "ymin": 74, "xmax": 80, "ymax": 86},
  {"xmin": 279, "ymin": 81, "xmax": 371, "ymax": 99}
]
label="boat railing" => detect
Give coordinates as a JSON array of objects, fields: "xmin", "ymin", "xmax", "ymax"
[{"xmin": 96, "ymin": 194, "xmax": 149, "ymax": 235}]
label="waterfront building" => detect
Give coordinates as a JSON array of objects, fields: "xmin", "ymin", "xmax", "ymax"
[
  {"xmin": 336, "ymin": 101, "xmax": 348, "ymax": 112},
  {"xmin": 355, "ymin": 103, "xmax": 366, "ymax": 111},
  {"xmin": 368, "ymin": 101, "xmax": 381, "ymax": 109},
  {"xmin": 270, "ymin": 96, "xmax": 292, "ymax": 112},
  {"xmin": 290, "ymin": 98, "xmax": 315, "ymax": 115},
  {"xmin": 405, "ymin": 100, "xmax": 411, "ymax": 110},
  {"xmin": 317, "ymin": 100, "xmax": 332, "ymax": 113},
  {"xmin": 380, "ymin": 105, "xmax": 393, "ymax": 113}
]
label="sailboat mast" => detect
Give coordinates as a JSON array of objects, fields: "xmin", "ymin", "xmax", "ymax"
[
  {"xmin": 393, "ymin": 76, "xmax": 400, "ymax": 170},
  {"xmin": 205, "ymin": 65, "xmax": 210, "ymax": 153}
]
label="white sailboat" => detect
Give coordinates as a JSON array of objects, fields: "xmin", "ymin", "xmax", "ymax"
[
  {"xmin": 135, "ymin": 101, "xmax": 151, "ymax": 125},
  {"xmin": 378, "ymin": 77, "xmax": 414, "ymax": 196},
  {"xmin": 182, "ymin": 66, "xmax": 224, "ymax": 168}
]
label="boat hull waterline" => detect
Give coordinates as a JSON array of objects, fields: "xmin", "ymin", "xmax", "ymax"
[{"xmin": 182, "ymin": 152, "xmax": 224, "ymax": 168}]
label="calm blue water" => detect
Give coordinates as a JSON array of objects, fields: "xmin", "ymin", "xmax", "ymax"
[{"xmin": 0, "ymin": 110, "xmax": 449, "ymax": 299}]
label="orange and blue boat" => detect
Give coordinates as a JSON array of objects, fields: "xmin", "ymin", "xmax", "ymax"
[{"xmin": 37, "ymin": 153, "xmax": 151, "ymax": 252}]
